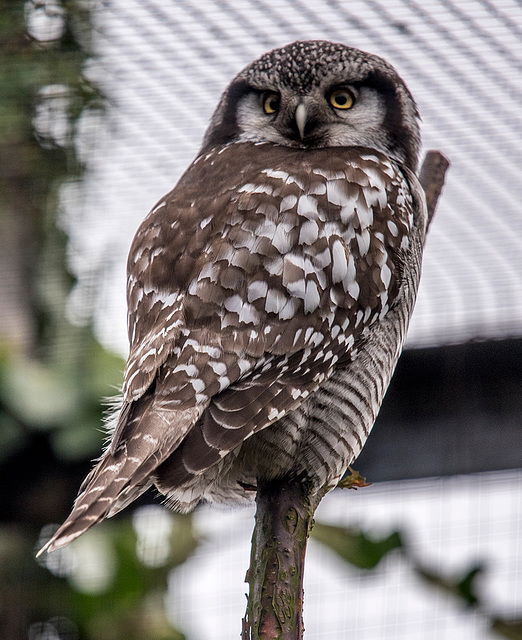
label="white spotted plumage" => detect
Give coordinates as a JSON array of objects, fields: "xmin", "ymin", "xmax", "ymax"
[{"xmin": 39, "ymin": 40, "xmax": 427, "ymax": 556}]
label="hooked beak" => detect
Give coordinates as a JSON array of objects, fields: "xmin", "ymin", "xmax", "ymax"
[{"xmin": 295, "ymin": 102, "xmax": 307, "ymax": 140}]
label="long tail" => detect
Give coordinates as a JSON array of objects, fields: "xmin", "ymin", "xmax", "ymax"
[{"xmin": 37, "ymin": 400, "xmax": 201, "ymax": 556}]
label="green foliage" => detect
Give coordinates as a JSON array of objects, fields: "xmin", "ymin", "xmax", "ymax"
[
  {"xmin": 0, "ymin": 0, "xmax": 109, "ymax": 463},
  {"xmin": 416, "ymin": 562, "xmax": 484, "ymax": 608},
  {"xmin": 0, "ymin": 3, "xmax": 194, "ymax": 639},
  {"xmin": 311, "ymin": 522, "xmax": 402, "ymax": 569},
  {"xmin": 311, "ymin": 517, "xmax": 518, "ymax": 639},
  {"xmin": 0, "ymin": 515, "xmax": 196, "ymax": 640},
  {"xmin": 67, "ymin": 517, "xmax": 196, "ymax": 640},
  {"xmin": 0, "ymin": 333, "xmax": 125, "ymax": 462}
]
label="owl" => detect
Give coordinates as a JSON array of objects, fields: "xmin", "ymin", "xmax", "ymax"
[{"xmin": 39, "ymin": 40, "xmax": 427, "ymax": 554}]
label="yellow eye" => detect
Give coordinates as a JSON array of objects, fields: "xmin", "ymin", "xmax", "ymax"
[
  {"xmin": 263, "ymin": 92, "xmax": 280, "ymax": 114},
  {"xmin": 329, "ymin": 88, "xmax": 354, "ymax": 110}
]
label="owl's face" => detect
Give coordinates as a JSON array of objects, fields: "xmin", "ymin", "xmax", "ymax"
[{"xmin": 202, "ymin": 40, "xmax": 421, "ymax": 172}]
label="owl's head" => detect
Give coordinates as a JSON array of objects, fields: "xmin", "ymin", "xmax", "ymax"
[{"xmin": 202, "ymin": 40, "xmax": 421, "ymax": 172}]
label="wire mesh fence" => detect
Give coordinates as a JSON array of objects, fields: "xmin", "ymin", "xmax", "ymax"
[{"xmin": 1, "ymin": 1, "xmax": 521, "ymax": 639}]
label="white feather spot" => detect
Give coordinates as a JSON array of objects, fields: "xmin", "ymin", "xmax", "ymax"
[
  {"xmin": 284, "ymin": 276, "xmax": 306, "ymax": 299},
  {"xmin": 247, "ymin": 280, "xmax": 268, "ymax": 302},
  {"xmin": 340, "ymin": 202, "xmax": 356, "ymax": 224},
  {"xmin": 313, "ymin": 168, "xmax": 345, "ymax": 180},
  {"xmin": 238, "ymin": 358, "xmax": 251, "ymax": 376},
  {"xmin": 218, "ymin": 376, "xmax": 231, "ymax": 392},
  {"xmin": 265, "ymin": 256, "xmax": 284, "ymax": 276},
  {"xmin": 308, "ymin": 181, "xmax": 327, "ymax": 195},
  {"xmin": 253, "ymin": 184, "xmax": 273, "ymax": 195},
  {"xmin": 185, "ymin": 340, "xmax": 221, "ymax": 358},
  {"xmin": 238, "ymin": 182, "xmax": 257, "ymax": 194},
  {"xmin": 150, "ymin": 290, "xmax": 179, "ymax": 307},
  {"xmin": 364, "ymin": 165, "xmax": 386, "ymax": 190},
  {"xmin": 176, "ymin": 363, "xmax": 200, "ymax": 377},
  {"xmin": 255, "ymin": 219, "xmax": 277, "ymax": 239},
  {"xmin": 150, "ymin": 199, "xmax": 166, "ymax": 214},
  {"xmin": 387, "ymin": 220, "xmax": 399, "ymax": 236},
  {"xmin": 331, "ymin": 239, "xmax": 348, "ymax": 283},
  {"xmin": 326, "ymin": 179, "xmax": 349, "ymax": 206},
  {"xmin": 272, "ymin": 223, "xmax": 293, "ymax": 253},
  {"xmin": 280, "ymin": 194, "xmax": 298, "ymax": 212},
  {"xmin": 224, "ymin": 294, "xmax": 244, "ymax": 314},
  {"xmin": 239, "ymin": 302, "xmax": 259, "ymax": 325},
  {"xmin": 265, "ymin": 288, "xmax": 288, "ymax": 314},
  {"xmin": 278, "ymin": 297, "xmax": 299, "ymax": 320},
  {"xmin": 313, "ymin": 247, "xmax": 331, "ymax": 269},
  {"xmin": 347, "ymin": 279, "xmax": 360, "ymax": 300},
  {"xmin": 380, "ymin": 263, "xmax": 392, "ymax": 289},
  {"xmin": 209, "ymin": 361, "xmax": 227, "ymax": 376},
  {"xmin": 190, "ymin": 378, "xmax": 206, "ymax": 393},
  {"xmin": 297, "ymin": 194, "xmax": 318, "ymax": 218},
  {"xmin": 356, "ymin": 200, "xmax": 373, "ymax": 229},
  {"xmin": 268, "ymin": 407, "xmax": 284, "ymax": 421},
  {"xmin": 356, "ymin": 229, "xmax": 371, "ymax": 255},
  {"xmin": 298, "ymin": 220, "xmax": 319, "ymax": 245},
  {"xmin": 304, "ymin": 280, "xmax": 321, "ymax": 313},
  {"xmin": 256, "ymin": 202, "xmax": 279, "ymax": 216},
  {"xmin": 262, "ymin": 168, "xmax": 290, "ymax": 181},
  {"xmin": 138, "ymin": 347, "xmax": 158, "ymax": 366}
]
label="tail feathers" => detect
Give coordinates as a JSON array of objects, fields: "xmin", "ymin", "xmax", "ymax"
[
  {"xmin": 37, "ymin": 451, "xmax": 135, "ymax": 556},
  {"xmin": 37, "ymin": 404, "xmax": 202, "ymax": 556},
  {"xmin": 107, "ymin": 477, "xmax": 154, "ymax": 518}
]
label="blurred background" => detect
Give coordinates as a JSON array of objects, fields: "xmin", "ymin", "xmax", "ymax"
[{"xmin": 1, "ymin": 1, "xmax": 521, "ymax": 639}]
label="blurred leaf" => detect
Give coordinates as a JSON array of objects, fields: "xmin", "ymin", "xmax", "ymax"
[
  {"xmin": 0, "ymin": 354, "xmax": 80, "ymax": 427},
  {"xmin": 311, "ymin": 522, "xmax": 403, "ymax": 569},
  {"xmin": 415, "ymin": 563, "xmax": 484, "ymax": 607},
  {"xmin": 50, "ymin": 418, "xmax": 103, "ymax": 460},
  {"xmin": 83, "ymin": 338, "xmax": 124, "ymax": 399},
  {"xmin": 491, "ymin": 618, "xmax": 522, "ymax": 640},
  {"xmin": 68, "ymin": 517, "xmax": 196, "ymax": 640}
]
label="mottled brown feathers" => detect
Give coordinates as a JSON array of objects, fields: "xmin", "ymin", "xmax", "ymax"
[{"xmin": 38, "ymin": 40, "xmax": 426, "ymax": 555}]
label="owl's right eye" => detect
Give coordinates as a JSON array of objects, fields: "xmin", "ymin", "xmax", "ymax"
[{"xmin": 263, "ymin": 92, "xmax": 280, "ymax": 115}]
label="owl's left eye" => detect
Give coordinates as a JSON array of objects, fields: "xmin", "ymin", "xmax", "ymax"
[
  {"xmin": 329, "ymin": 88, "xmax": 355, "ymax": 110},
  {"xmin": 263, "ymin": 92, "xmax": 280, "ymax": 115}
]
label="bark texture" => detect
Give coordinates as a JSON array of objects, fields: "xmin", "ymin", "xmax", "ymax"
[{"xmin": 242, "ymin": 478, "xmax": 324, "ymax": 639}]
